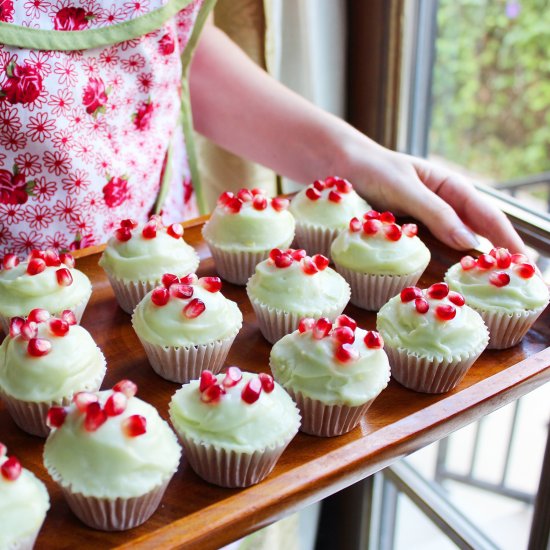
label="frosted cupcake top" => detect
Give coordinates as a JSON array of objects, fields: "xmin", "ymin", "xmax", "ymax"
[
  {"xmin": 169, "ymin": 368, "xmax": 300, "ymax": 453},
  {"xmin": 132, "ymin": 273, "xmax": 242, "ymax": 346},
  {"xmin": 43, "ymin": 382, "xmax": 181, "ymax": 499},
  {"xmin": 0, "ymin": 310, "xmax": 105, "ymax": 402},
  {"xmin": 202, "ymin": 188, "xmax": 295, "ymax": 252},
  {"xmin": 0, "ymin": 445, "xmax": 50, "ymax": 548},
  {"xmin": 289, "ymin": 177, "xmax": 370, "ymax": 230},
  {"xmin": 99, "ymin": 216, "xmax": 199, "ymax": 282},
  {"xmin": 376, "ymin": 283, "xmax": 489, "ymax": 361},
  {"xmin": 444, "ymin": 248, "xmax": 549, "ymax": 313},
  {"xmin": 0, "ymin": 250, "xmax": 91, "ymax": 318},
  {"xmin": 331, "ymin": 210, "xmax": 431, "ymax": 275},
  {"xmin": 270, "ymin": 315, "xmax": 390, "ymax": 406},
  {"xmin": 246, "ymin": 248, "xmax": 350, "ymax": 313}
]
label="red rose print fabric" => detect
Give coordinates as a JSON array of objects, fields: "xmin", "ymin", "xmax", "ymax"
[{"xmin": 0, "ymin": 0, "xmax": 203, "ymax": 257}]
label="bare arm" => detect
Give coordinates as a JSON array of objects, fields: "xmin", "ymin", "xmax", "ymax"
[{"xmin": 189, "ymin": 25, "xmax": 526, "ymax": 254}]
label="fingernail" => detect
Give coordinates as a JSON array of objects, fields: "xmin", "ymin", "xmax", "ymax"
[{"xmin": 452, "ymin": 227, "xmax": 480, "ymax": 250}]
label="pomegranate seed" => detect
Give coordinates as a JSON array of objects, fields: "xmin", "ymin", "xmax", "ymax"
[
  {"xmin": 335, "ymin": 343, "xmax": 359, "ymax": 363},
  {"xmin": 73, "ymin": 391, "xmax": 98, "ymax": 412},
  {"xmin": 151, "ymin": 287, "xmax": 169, "ymax": 306},
  {"xmin": 349, "ymin": 217, "xmax": 361, "ymax": 232},
  {"xmin": 56, "ymin": 267, "xmax": 73, "ymax": 287},
  {"xmin": 477, "ymin": 254, "xmax": 496, "ymax": 269},
  {"xmin": 218, "ymin": 191, "xmax": 234, "ymax": 206},
  {"xmin": 313, "ymin": 318, "xmax": 332, "ymax": 339},
  {"xmin": 335, "ymin": 314, "xmax": 357, "ymax": 331},
  {"xmin": 112, "ymin": 379, "xmax": 138, "ymax": 398},
  {"xmin": 490, "ymin": 247, "xmax": 512, "ymax": 269},
  {"xmin": 167, "ymin": 223, "xmax": 183, "ymax": 239},
  {"xmin": 363, "ymin": 219, "xmax": 382, "ymax": 235},
  {"xmin": 400, "ymin": 286, "xmax": 423, "ymax": 303},
  {"xmin": 183, "ymin": 298, "xmax": 206, "ymax": 319},
  {"xmin": 104, "ymin": 392, "xmax": 127, "ymax": 416},
  {"xmin": 27, "ymin": 258, "xmax": 46, "ymax": 275},
  {"xmin": 271, "ymin": 197, "xmax": 289, "ymax": 211},
  {"xmin": 0, "ymin": 444, "xmax": 5, "ymax": 458},
  {"xmin": 2, "ymin": 254, "xmax": 19, "ymax": 270},
  {"xmin": 29, "ymin": 249, "xmax": 46, "ymax": 261},
  {"xmin": 201, "ymin": 383, "xmax": 225, "ymax": 403},
  {"xmin": 460, "ymin": 256, "xmax": 476, "ymax": 270},
  {"xmin": 415, "ymin": 297, "xmax": 429, "ymax": 314},
  {"xmin": 379, "ymin": 211, "xmax": 396, "ymax": 224},
  {"xmin": 332, "ymin": 326, "xmax": 355, "ymax": 344},
  {"xmin": 324, "ymin": 176, "xmax": 338, "ymax": 187},
  {"xmin": 61, "ymin": 310, "xmax": 77, "ymax": 325},
  {"xmin": 241, "ymin": 377, "xmax": 262, "ymax": 404},
  {"xmin": 120, "ymin": 218, "xmax": 138, "ymax": 229},
  {"xmin": 1, "ymin": 456, "xmax": 21, "ymax": 481},
  {"xmin": 448, "ymin": 291, "xmax": 465, "ymax": 306},
  {"xmin": 301, "ymin": 257, "xmax": 319, "ymax": 275},
  {"xmin": 511, "ymin": 253, "xmax": 528, "ymax": 265},
  {"xmin": 275, "ymin": 252, "xmax": 293, "ymax": 268},
  {"xmin": 199, "ymin": 276, "xmax": 222, "ymax": 293},
  {"xmin": 435, "ymin": 304, "xmax": 456, "ymax": 321},
  {"xmin": 427, "ymin": 283, "xmax": 449, "ymax": 300},
  {"xmin": 237, "ymin": 188, "xmax": 254, "ymax": 202},
  {"xmin": 259, "ymin": 373, "xmax": 275, "ymax": 393},
  {"xmin": 516, "ymin": 262, "xmax": 535, "ymax": 279},
  {"xmin": 148, "ymin": 214, "xmax": 162, "ymax": 227},
  {"xmin": 298, "ymin": 317, "xmax": 315, "ymax": 333},
  {"xmin": 364, "ymin": 331, "xmax": 384, "ymax": 349},
  {"xmin": 142, "ymin": 222, "xmax": 157, "ymax": 239},
  {"xmin": 115, "ymin": 227, "xmax": 132, "ymax": 241},
  {"xmin": 335, "ymin": 178, "xmax": 352, "ymax": 194},
  {"xmin": 27, "ymin": 308, "xmax": 50, "ymax": 323},
  {"xmin": 313, "ymin": 179, "xmax": 325, "ymax": 191},
  {"xmin": 222, "ymin": 366, "xmax": 242, "ymax": 388},
  {"xmin": 49, "ymin": 318, "xmax": 69, "ymax": 337},
  {"xmin": 20, "ymin": 321, "xmax": 38, "ymax": 340},
  {"xmin": 44, "ymin": 249, "xmax": 61, "ymax": 267},
  {"xmin": 328, "ymin": 190, "xmax": 342, "ymax": 203},
  {"xmin": 9, "ymin": 317, "xmax": 24, "ymax": 338},
  {"xmin": 162, "ymin": 273, "xmax": 179, "ymax": 287},
  {"xmin": 59, "ymin": 253, "xmax": 75, "ymax": 268},
  {"xmin": 253, "ymin": 195, "xmax": 268, "ymax": 210},
  {"xmin": 402, "ymin": 223, "xmax": 418, "ymax": 237},
  {"xmin": 27, "ymin": 338, "xmax": 51, "ymax": 357},
  {"xmin": 489, "ymin": 271, "xmax": 510, "ymax": 287},
  {"xmin": 269, "ymin": 248, "xmax": 282, "ymax": 262},
  {"xmin": 122, "ymin": 415, "xmax": 147, "ymax": 437},
  {"xmin": 180, "ymin": 273, "xmax": 198, "ymax": 285},
  {"xmin": 364, "ymin": 210, "xmax": 381, "ymax": 220},
  {"xmin": 251, "ymin": 188, "xmax": 264, "ymax": 196},
  {"xmin": 312, "ymin": 254, "xmax": 329, "ymax": 270},
  {"xmin": 225, "ymin": 197, "xmax": 243, "ymax": 213},
  {"xmin": 200, "ymin": 370, "xmax": 216, "ymax": 392},
  {"xmin": 291, "ymin": 249, "xmax": 307, "ymax": 261},
  {"xmin": 46, "ymin": 406, "xmax": 67, "ymax": 429},
  {"xmin": 384, "ymin": 224, "xmax": 402, "ymax": 241},
  {"xmin": 84, "ymin": 402, "xmax": 107, "ymax": 432},
  {"xmin": 170, "ymin": 283, "xmax": 194, "ymax": 299}
]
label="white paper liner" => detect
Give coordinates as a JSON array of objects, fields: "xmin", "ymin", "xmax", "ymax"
[
  {"xmin": 333, "ymin": 265, "xmax": 425, "ymax": 311},
  {"xmin": 294, "ymin": 222, "xmax": 340, "ymax": 259},
  {"xmin": 104, "ymin": 274, "xmax": 161, "ymax": 315}
]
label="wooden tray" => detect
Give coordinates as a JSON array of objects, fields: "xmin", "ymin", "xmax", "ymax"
[{"xmin": 1, "ymin": 218, "xmax": 549, "ymax": 550}]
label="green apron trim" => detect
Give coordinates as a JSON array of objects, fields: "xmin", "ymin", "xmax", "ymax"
[
  {"xmin": 0, "ymin": 0, "xmax": 194, "ymax": 51},
  {"xmin": 153, "ymin": 141, "xmax": 174, "ymax": 215}
]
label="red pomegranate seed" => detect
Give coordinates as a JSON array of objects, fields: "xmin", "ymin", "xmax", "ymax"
[
  {"xmin": 298, "ymin": 317, "xmax": 315, "ymax": 333},
  {"xmin": 104, "ymin": 392, "xmax": 127, "ymax": 416},
  {"xmin": 180, "ymin": 273, "xmax": 198, "ymax": 285},
  {"xmin": 167, "ymin": 223, "xmax": 183, "ymax": 239},
  {"xmin": 113, "ymin": 379, "xmax": 138, "ymax": 398},
  {"xmin": 59, "ymin": 253, "xmax": 75, "ymax": 268},
  {"xmin": 253, "ymin": 195, "xmax": 268, "ymax": 210},
  {"xmin": 435, "ymin": 304, "xmax": 456, "ymax": 321},
  {"xmin": 291, "ymin": 249, "xmax": 307, "ymax": 261},
  {"xmin": 364, "ymin": 331, "xmax": 384, "ymax": 349},
  {"xmin": 427, "ymin": 282, "xmax": 449, "ymax": 300},
  {"xmin": 313, "ymin": 179, "xmax": 325, "ymax": 191},
  {"xmin": 402, "ymin": 223, "xmax": 418, "ymax": 237},
  {"xmin": 29, "ymin": 249, "xmax": 46, "ymax": 261},
  {"xmin": 28, "ymin": 308, "xmax": 50, "ymax": 324},
  {"xmin": 335, "ymin": 314, "xmax": 357, "ymax": 331},
  {"xmin": 199, "ymin": 276, "xmax": 222, "ymax": 293},
  {"xmin": 73, "ymin": 391, "xmax": 98, "ymax": 412},
  {"xmin": 226, "ymin": 197, "xmax": 244, "ymax": 213},
  {"xmin": 142, "ymin": 222, "xmax": 157, "ymax": 239},
  {"xmin": 0, "ymin": 444, "xmax": 5, "ymax": 458},
  {"xmin": 251, "ymin": 188, "xmax": 264, "ymax": 196},
  {"xmin": 349, "ymin": 217, "xmax": 361, "ymax": 232},
  {"xmin": 61, "ymin": 310, "xmax": 77, "ymax": 325},
  {"xmin": 170, "ymin": 283, "xmax": 194, "ymax": 299},
  {"xmin": 400, "ymin": 286, "xmax": 423, "ymax": 303},
  {"xmin": 324, "ymin": 176, "xmax": 338, "ymax": 187},
  {"xmin": 199, "ymin": 370, "xmax": 216, "ymax": 392},
  {"xmin": 49, "ymin": 318, "xmax": 69, "ymax": 337},
  {"xmin": 447, "ymin": 291, "xmax": 465, "ymax": 306},
  {"xmin": 20, "ymin": 321, "xmax": 38, "ymax": 340},
  {"xmin": 301, "ymin": 257, "xmax": 318, "ymax": 275},
  {"xmin": 44, "ymin": 249, "xmax": 61, "ymax": 267},
  {"xmin": 332, "ymin": 326, "xmax": 355, "ymax": 344},
  {"xmin": 84, "ymin": 402, "xmax": 107, "ymax": 432},
  {"xmin": 120, "ymin": 218, "xmax": 138, "ymax": 229},
  {"xmin": 516, "ymin": 262, "xmax": 535, "ymax": 279},
  {"xmin": 27, "ymin": 258, "xmax": 46, "ymax": 275},
  {"xmin": 183, "ymin": 298, "xmax": 206, "ymax": 319},
  {"xmin": 312, "ymin": 254, "xmax": 329, "ymax": 271},
  {"xmin": 115, "ymin": 227, "xmax": 132, "ymax": 242},
  {"xmin": 363, "ymin": 219, "xmax": 382, "ymax": 235},
  {"xmin": 56, "ymin": 267, "xmax": 73, "ymax": 287},
  {"xmin": 274, "ymin": 252, "xmax": 293, "ymax": 268},
  {"xmin": 122, "ymin": 415, "xmax": 147, "ymax": 437},
  {"xmin": 364, "ymin": 210, "xmax": 381, "ymax": 220},
  {"xmin": 28, "ymin": 338, "xmax": 51, "ymax": 357},
  {"xmin": 46, "ymin": 406, "xmax": 67, "ymax": 429},
  {"xmin": 222, "ymin": 366, "xmax": 242, "ymax": 388},
  {"xmin": 151, "ymin": 287, "xmax": 170, "ymax": 306},
  {"xmin": 313, "ymin": 318, "xmax": 332, "ymax": 339},
  {"xmin": 477, "ymin": 254, "xmax": 496, "ymax": 269},
  {"xmin": 384, "ymin": 223, "xmax": 402, "ymax": 241},
  {"xmin": 241, "ymin": 377, "xmax": 262, "ymax": 404},
  {"xmin": 379, "ymin": 211, "xmax": 396, "ymax": 224},
  {"xmin": 201, "ymin": 383, "xmax": 225, "ymax": 403},
  {"xmin": 218, "ymin": 191, "xmax": 234, "ymax": 206},
  {"xmin": 271, "ymin": 197, "xmax": 290, "ymax": 211},
  {"xmin": 9, "ymin": 317, "xmax": 24, "ymax": 338},
  {"xmin": 335, "ymin": 343, "xmax": 358, "ymax": 363},
  {"xmin": 460, "ymin": 255, "xmax": 476, "ymax": 270},
  {"xmin": 162, "ymin": 273, "xmax": 179, "ymax": 288},
  {"xmin": 490, "ymin": 247, "xmax": 512, "ymax": 269},
  {"xmin": 237, "ymin": 188, "xmax": 254, "ymax": 202},
  {"xmin": 511, "ymin": 253, "xmax": 528, "ymax": 265},
  {"xmin": 269, "ymin": 248, "xmax": 282, "ymax": 262},
  {"xmin": 489, "ymin": 271, "xmax": 511, "ymax": 287},
  {"xmin": 335, "ymin": 178, "xmax": 352, "ymax": 194},
  {"xmin": 1, "ymin": 456, "xmax": 21, "ymax": 481},
  {"xmin": 328, "ymin": 190, "xmax": 342, "ymax": 203},
  {"xmin": 2, "ymin": 254, "xmax": 19, "ymax": 270},
  {"xmin": 415, "ymin": 297, "xmax": 429, "ymax": 314},
  {"xmin": 259, "ymin": 373, "xmax": 275, "ymax": 393}
]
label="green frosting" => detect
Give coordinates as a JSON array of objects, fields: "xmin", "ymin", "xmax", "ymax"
[
  {"xmin": 169, "ymin": 371, "xmax": 300, "ymax": 453},
  {"xmin": 289, "ymin": 188, "xmax": 369, "ymax": 230},
  {"xmin": 0, "ymin": 456, "xmax": 49, "ymax": 547},
  {"xmin": 246, "ymin": 260, "xmax": 350, "ymax": 314},
  {"xmin": 99, "ymin": 228, "xmax": 199, "ymax": 282},
  {"xmin": 132, "ymin": 284, "xmax": 242, "ymax": 346},
  {"xmin": 0, "ymin": 323, "xmax": 105, "ymax": 402},
  {"xmin": 331, "ymin": 228, "xmax": 431, "ymax": 275},
  {"xmin": 202, "ymin": 201, "xmax": 295, "ymax": 251},
  {"xmin": 445, "ymin": 263, "xmax": 549, "ymax": 313},
  {"xmin": 270, "ymin": 328, "xmax": 390, "ymax": 406},
  {"xmin": 0, "ymin": 263, "xmax": 91, "ymax": 318},
  {"xmin": 44, "ymin": 391, "xmax": 181, "ymax": 499},
  {"xmin": 376, "ymin": 293, "xmax": 488, "ymax": 361}
]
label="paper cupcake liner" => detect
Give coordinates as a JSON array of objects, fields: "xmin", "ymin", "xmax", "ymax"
[
  {"xmin": 294, "ymin": 223, "xmax": 340, "ymax": 259},
  {"xmin": 334, "ymin": 265, "xmax": 425, "ymax": 311},
  {"xmin": 104, "ymin": 274, "xmax": 161, "ymax": 315}
]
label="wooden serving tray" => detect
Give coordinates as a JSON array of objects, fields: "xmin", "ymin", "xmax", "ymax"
[{"xmin": 1, "ymin": 217, "xmax": 549, "ymax": 550}]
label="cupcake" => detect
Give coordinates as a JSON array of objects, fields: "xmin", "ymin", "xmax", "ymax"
[
  {"xmin": 0, "ymin": 444, "xmax": 50, "ymax": 550},
  {"xmin": 377, "ymin": 283, "xmax": 489, "ymax": 393},
  {"xmin": 289, "ymin": 176, "xmax": 370, "ymax": 258},
  {"xmin": 0, "ymin": 250, "xmax": 91, "ymax": 333},
  {"xmin": 246, "ymin": 248, "xmax": 351, "ymax": 344},
  {"xmin": 331, "ymin": 210, "xmax": 431, "ymax": 310},
  {"xmin": 202, "ymin": 188, "xmax": 295, "ymax": 285},
  {"xmin": 132, "ymin": 273, "xmax": 243, "ymax": 383},
  {"xmin": 0, "ymin": 310, "xmax": 106, "ymax": 437},
  {"xmin": 444, "ymin": 248, "xmax": 549, "ymax": 349},
  {"xmin": 43, "ymin": 381, "xmax": 181, "ymax": 531},
  {"xmin": 99, "ymin": 216, "xmax": 200, "ymax": 314},
  {"xmin": 270, "ymin": 315, "xmax": 390, "ymax": 436},
  {"xmin": 169, "ymin": 367, "xmax": 300, "ymax": 487}
]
